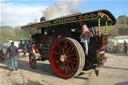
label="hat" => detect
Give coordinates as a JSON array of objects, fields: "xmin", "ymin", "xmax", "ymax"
[{"xmin": 11, "ymin": 42, "xmax": 14, "ymax": 44}]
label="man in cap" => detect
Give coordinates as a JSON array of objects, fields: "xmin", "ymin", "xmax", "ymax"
[{"xmin": 6, "ymin": 42, "xmax": 19, "ymax": 71}]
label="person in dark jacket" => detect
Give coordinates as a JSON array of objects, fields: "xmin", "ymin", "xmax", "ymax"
[
  {"xmin": 23, "ymin": 45, "xmax": 27, "ymax": 57},
  {"xmin": 123, "ymin": 40, "xmax": 127, "ymax": 53},
  {"xmin": 6, "ymin": 42, "xmax": 19, "ymax": 71},
  {"xmin": 0, "ymin": 48, "xmax": 5, "ymax": 61}
]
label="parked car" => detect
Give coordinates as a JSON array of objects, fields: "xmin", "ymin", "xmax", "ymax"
[
  {"xmin": 18, "ymin": 40, "xmax": 32, "ymax": 52},
  {"xmin": 2, "ymin": 41, "xmax": 11, "ymax": 48}
]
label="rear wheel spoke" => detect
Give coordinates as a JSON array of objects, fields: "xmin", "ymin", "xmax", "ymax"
[
  {"xmin": 57, "ymin": 43, "xmax": 63, "ymax": 50},
  {"xmin": 71, "ymin": 64, "xmax": 75, "ymax": 72},
  {"xmin": 53, "ymin": 51, "xmax": 61, "ymax": 55},
  {"xmin": 67, "ymin": 63, "xmax": 72, "ymax": 72},
  {"xmin": 69, "ymin": 57, "xmax": 78, "ymax": 61},
  {"xmin": 58, "ymin": 48, "xmax": 62, "ymax": 53},
  {"xmin": 63, "ymin": 64, "xmax": 66, "ymax": 72},
  {"xmin": 68, "ymin": 53, "xmax": 76, "ymax": 58},
  {"xmin": 70, "ymin": 47, "xmax": 75, "ymax": 54},
  {"xmin": 65, "ymin": 67, "xmax": 68, "ymax": 75},
  {"xmin": 65, "ymin": 46, "xmax": 72, "ymax": 55},
  {"xmin": 68, "ymin": 60, "xmax": 77, "ymax": 64},
  {"xmin": 64, "ymin": 41, "xmax": 68, "ymax": 49}
]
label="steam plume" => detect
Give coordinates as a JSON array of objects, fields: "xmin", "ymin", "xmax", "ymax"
[{"xmin": 43, "ymin": 0, "xmax": 81, "ymax": 21}]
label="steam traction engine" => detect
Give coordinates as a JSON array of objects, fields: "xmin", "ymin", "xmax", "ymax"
[{"xmin": 21, "ymin": 10, "xmax": 116, "ymax": 79}]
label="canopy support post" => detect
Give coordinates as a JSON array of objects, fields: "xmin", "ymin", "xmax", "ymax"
[
  {"xmin": 98, "ymin": 18, "xmax": 101, "ymax": 36},
  {"xmin": 105, "ymin": 21, "xmax": 108, "ymax": 35}
]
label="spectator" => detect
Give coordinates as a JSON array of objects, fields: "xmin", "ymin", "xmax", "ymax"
[
  {"xmin": 0, "ymin": 48, "xmax": 5, "ymax": 61},
  {"xmin": 123, "ymin": 40, "xmax": 127, "ymax": 53},
  {"xmin": 23, "ymin": 45, "xmax": 27, "ymax": 57},
  {"xmin": 6, "ymin": 42, "xmax": 19, "ymax": 71}
]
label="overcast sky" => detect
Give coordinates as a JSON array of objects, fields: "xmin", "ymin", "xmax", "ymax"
[{"xmin": 0, "ymin": 0, "xmax": 128, "ymax": 27}]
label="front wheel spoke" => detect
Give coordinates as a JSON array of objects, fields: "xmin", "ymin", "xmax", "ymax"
[
  {"xmin": 32, "ymin": 59, "xmax": 34, "ymax": 62},
  {"xmin": 30, "ymin": 58, "xmax": 34, "ymax": 62}
]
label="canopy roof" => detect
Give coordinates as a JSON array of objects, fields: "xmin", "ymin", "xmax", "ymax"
[{"xmin": 21, "ymin": 9, "xmax": 116, "ymax": 29}]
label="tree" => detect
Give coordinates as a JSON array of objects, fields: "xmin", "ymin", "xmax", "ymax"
[
  {"xmin": 127, "ymin": 17, "xmax": 128, "ymax": 24},
  {"xmin": 0, "ymin": 26, "xmax": 29, "ymax": 40},
  {"xmin": 117, "ymin": 15, "xmax": 128, "ymax": 24}
]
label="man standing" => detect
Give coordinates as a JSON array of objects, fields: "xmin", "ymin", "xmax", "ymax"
[
  {"xmin": 80, "ymin": 22, "xmax": 90, "ymax": 55},
  {"xmin": 0, "ymin": 48, "xmax": 5, "ymax": 61},
  {"xmin": 123, "ymin": 40, "xmax": 127, "ymax": 53},
  {"xmin": 6, "ymin": 42, "xmax": 19, "ymax": 71},
  {"xmin": 23, "ymin": 45, "xmax": 27, "ymax": 57}
]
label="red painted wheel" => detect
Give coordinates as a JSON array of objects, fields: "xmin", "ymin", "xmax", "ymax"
[
  {"xmin": 29, "ymin": 52, "xmax": 36, "ymax": 68},
  {"xmin": 50, "ymin": 37, "xmax": 85, "ymax": 79}
]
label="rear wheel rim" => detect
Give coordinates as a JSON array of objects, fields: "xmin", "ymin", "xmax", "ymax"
[{"xmin": 50, "ymin": 38, "xmax": 81, "ymax": 79}]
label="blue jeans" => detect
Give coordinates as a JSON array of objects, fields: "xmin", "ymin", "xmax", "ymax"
[
  {"xmin": 83, "ymin": 37, "xmax": 89, "ymax": 55},
  {"xmin": 10, "ymin": 56, "xmax": 17, "ymax": 69}
]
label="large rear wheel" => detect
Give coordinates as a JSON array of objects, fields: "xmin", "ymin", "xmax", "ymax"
[{"xmin": 50, "ymin": 37, "xmax": 85, "ymax": 79}]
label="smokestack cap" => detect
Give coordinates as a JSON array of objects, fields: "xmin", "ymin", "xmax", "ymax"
[{"xmin": 40, "ymin": 17, "xmax": 45, "ymax": 22}]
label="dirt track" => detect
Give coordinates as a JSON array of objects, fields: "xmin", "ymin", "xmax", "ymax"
[{"xmin": 0, "ymin": 53, "xmax": 128, "ymax": 85}]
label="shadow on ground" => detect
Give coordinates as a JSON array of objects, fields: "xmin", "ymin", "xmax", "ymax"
[
  {"xmin": 74, "ymin": 72, "xmax": 88, "ymax": 80},
  {"xmin": 115, "ymin": 81, "xmax": 128, "ymax": 85},
  {"xmin": 109, "ymin": 53, "xmax": 128, "ymax": 57},
  {"xmin": 0, "ymin": 57, "xmax": 89, "ymax": 80},
  {"xmin": 103, "ymin": 66, "xmax": 128, "ymax": 71},
  {"xmin": 0, "ymin": 65, "xmax": 9, "ymax": 70},
  {"xmin": 0, "ymin": 57, "xmax": 57, "ymax": 78}
]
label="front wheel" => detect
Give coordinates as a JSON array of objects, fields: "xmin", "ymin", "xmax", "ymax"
[
  {"xmin": 29, "ymin": 51, "xmax": 36, "ymax": 68},
  {"xmin": 50, "ymin": 37, "xmax": 85, "ymax": 79}
]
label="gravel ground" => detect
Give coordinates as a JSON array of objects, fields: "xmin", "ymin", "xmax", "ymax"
[
  {"xmin": 87, "ymin": 53, "xmax": 128, "ymax": 85},
  {"xmin": 0, "ymin": 53, "xmax": 128, "ymax": 85}
]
